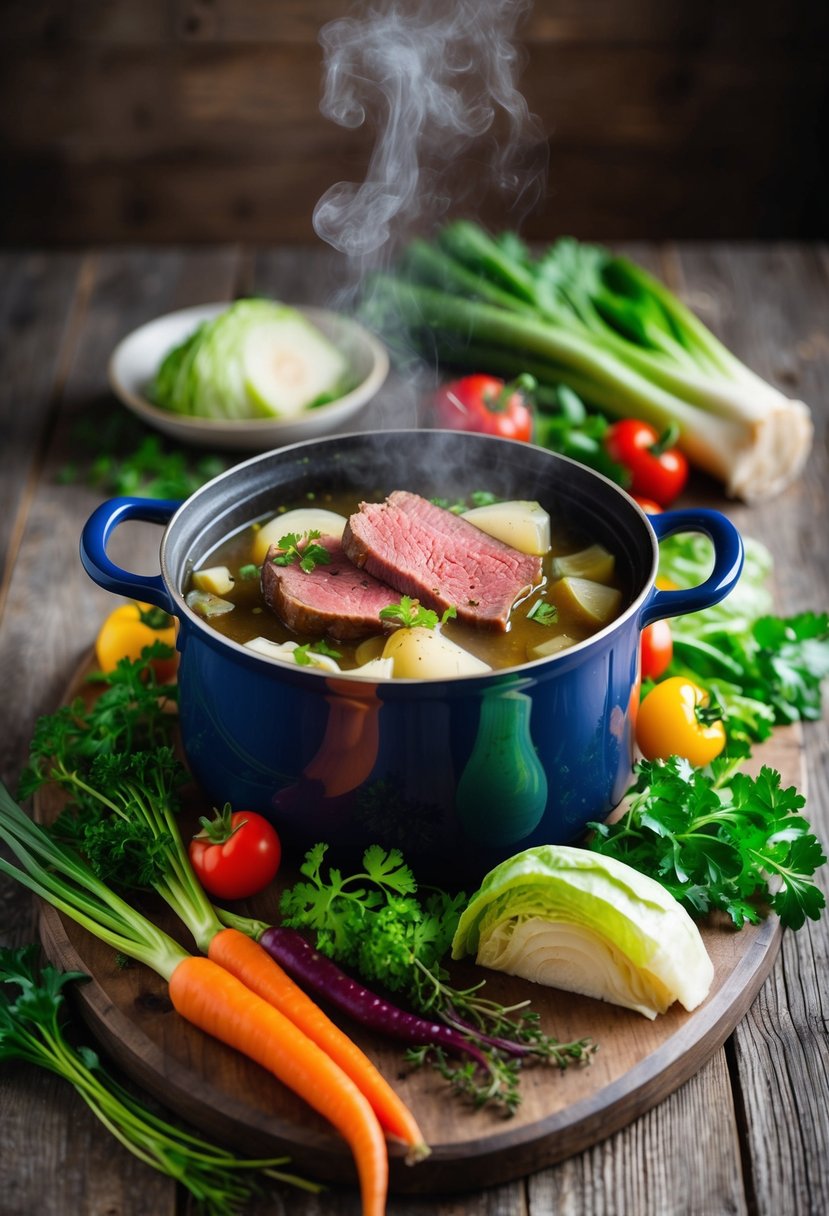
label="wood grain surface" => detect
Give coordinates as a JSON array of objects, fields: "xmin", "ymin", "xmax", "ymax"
[
  {"xmin": 2, "ymin": 1, "xmax": 826, "ymax": 244},
  {"xmin": 1, "ymin": 243, "xmax": 827, "ymax": 1215}
]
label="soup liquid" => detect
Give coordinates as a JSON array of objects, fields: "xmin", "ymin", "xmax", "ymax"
[{"xmin": 191, "ymin": 489, "xmax": 626, "ymax": 671}]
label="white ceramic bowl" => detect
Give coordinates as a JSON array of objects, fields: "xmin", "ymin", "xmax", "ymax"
[{"xmin": 108, "ymin": 302, "xmax": 390, "ymax": 451}]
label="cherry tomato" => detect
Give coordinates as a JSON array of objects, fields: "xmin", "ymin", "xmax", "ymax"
[
  {"xmin": 433, "ymin": 373, "xmax": 534, "ymax": 442},
  {"xmin": 95, "ymin": 600, "xmax": 178, "ymax": 682},
  {"xmin": 640, "ymin": 618, "xmax": 673, "ymax": 680},
  {"xmin": 636, "ymin": 676, "xmax": 726, "ymax": 766},
  {"xmin": 634, "ymin": 497, "xmax": 663, "ymax": 514},
  {"xmin": 605, "ymin": 419, "xmax": 688, "ymax": 505},
  {"xmin": 189, "ymin": 804, "xmax": 282, "ymax": 900}
]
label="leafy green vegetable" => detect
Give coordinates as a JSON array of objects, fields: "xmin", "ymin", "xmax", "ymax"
[
  {"xmin": 19, "ymin": 649, "xmax": 177, "ymax": 772},
  {"xmin": 656, "ymin": 532, "xmax": 829, "ymax": 741},
  {"xmin": 0, "ymin": 946, "xmax": 315, "ymax": 1213},
  {"xmin": 271, "ymin": 531, "xmax": 332, "ymax": 575},
  {"xmin": 588, "ymin": 757, "xmax": 826, "ymax": 929},
  {"xmin": 451, "ymin": 844, "xmax": 714, "ymax": 1019},
  {"xmin": 280, "ymin": 843, "xmax": 459, "ymax": 992},
  {"xmin": 151, "ymin": 299, "xmax": 351, "ymax": 421},
  {"xmin": 364, "ymin": 222, "xmax": 813, "ymax": 501},
  {"xmin": 379, "ymin": 597, "xmax": 457, "ymax": 630},
  {"xmin": 0, "ymin": 778, "xmax": 189, "ymax": 981}
]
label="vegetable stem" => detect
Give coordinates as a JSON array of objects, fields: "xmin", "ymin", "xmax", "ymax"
[{"xmin": 364, "ymin": 225, "xmax": 814, "ymax": 500}]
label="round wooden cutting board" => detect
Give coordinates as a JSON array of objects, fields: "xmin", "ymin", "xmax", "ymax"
[{"xmin": 34, "ymin": 657, "xmax": 804, "ymax": 1194}]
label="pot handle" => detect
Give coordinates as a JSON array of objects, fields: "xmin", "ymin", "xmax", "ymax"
[
  {"xmin": 639, "ymin": 507, "xmax": 744, "ymax": 628},
  {"xmin": 79, "ymin": 497, "xmax": 181, "ymax": 613}
]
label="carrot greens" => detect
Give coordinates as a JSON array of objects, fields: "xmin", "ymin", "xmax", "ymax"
[
  {"xmin": 0, "ymin": 946, "xmax": 316, "ymax": 1215},
  {"xmin": 0, "ymin": 745, "xmax": 388, "ymax": 1214}
]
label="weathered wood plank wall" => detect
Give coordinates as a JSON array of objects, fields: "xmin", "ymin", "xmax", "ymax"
[{"xmin": 1, "ymin": 0, "xmax": 826, "ymax": 244}]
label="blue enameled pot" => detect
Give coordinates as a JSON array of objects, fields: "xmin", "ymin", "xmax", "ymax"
[{"xmin": 80, "ymin": 430, "xmax": 743, "ymax": 884}]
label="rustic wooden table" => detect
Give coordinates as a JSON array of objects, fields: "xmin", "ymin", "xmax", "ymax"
[{"xmin": 1, "ymin": 243, "xmax": 827, "ymax": 1215}]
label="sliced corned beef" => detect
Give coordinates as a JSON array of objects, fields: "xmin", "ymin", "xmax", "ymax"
[
  {"xmin": 261, "ymin": 535, "xmax": 399, "ymax": 640},
  {"xmin": 341, "ymin": 491, "xmax": 542, "ymax": 630}
]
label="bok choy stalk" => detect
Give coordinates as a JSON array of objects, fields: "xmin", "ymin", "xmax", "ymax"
[
  {"xmin": 364, "ymin": 222, "xmax": 813, "ymax": 501},
  {"xmin": 451, "ymin": 845, "xmax": 714, "ymax": 1020}
]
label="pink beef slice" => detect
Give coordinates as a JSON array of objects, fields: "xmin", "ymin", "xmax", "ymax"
[
  {"xmin": 261, "ymin": 535, "xmax": 399, "ymax": 640},
  {"xmin": 341, "ymin": 491, "xmax": 542, "ymax": 630}
]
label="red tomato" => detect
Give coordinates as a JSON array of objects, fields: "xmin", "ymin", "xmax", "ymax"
[
  {"xmin": 605, "ymin": 419, "xmax": 688, "ymax": 505},
  {"xmin": 189, "ymin": 805, "xmax": 281, "ymax": 900},
  {"xmin": 634, "ymin": 497, "xmax": 663, "ymax": 514},
  {"xmin": 433, "ymin": 374, "xmax": 534, "ymax": 442},
  {"xmin": 640, "ymin": 618, "xmax": 673, "ymax": 680}
]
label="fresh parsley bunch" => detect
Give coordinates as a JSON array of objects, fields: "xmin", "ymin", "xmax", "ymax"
[
  {"xmin": 280, "ymin": 843, "xmax": 463, "ymax": 1002},
  {"xmin": 589, "ymin": 756, "xmax": 826, "ymax": 929}
]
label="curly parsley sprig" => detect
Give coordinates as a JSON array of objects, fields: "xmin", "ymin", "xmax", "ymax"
[
  {"xmin": 379, "ymin": 597, "xmax": 457, "ymax": 630},
  {"xmin": 271, "ymin": 531, "xmax": 331, "ymax": 574}
]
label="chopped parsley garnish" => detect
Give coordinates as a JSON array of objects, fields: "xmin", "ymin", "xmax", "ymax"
[
  {"xmin": 238, "ymin": 563, "xmax": 260, "ymax": 581},
  {"xmin": 379, "ymin": 597, "xmax": 457, "ymax": 629},
  {"xmin": 271, "ymin": 531, "xmax": 331, "ymax": 574},
  {"xmin": 293, "ymin": 639, "xmax": 342, "ymax": 666},
  {"xmin": 527, "ymin": 599, "xmax": 558, "ymax": 626},
  {"xmin": 430, "ymin": 490, "xmax": 500, "ymax": 514}
]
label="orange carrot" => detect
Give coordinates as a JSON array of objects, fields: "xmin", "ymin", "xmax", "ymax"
[
  {"xmin": 208, "ymin": 927, "xmax": 428, "ymax": 1161},
  {"xmin": 168, "ymin": 954, "xmax": 388, "ymax": 1216}
]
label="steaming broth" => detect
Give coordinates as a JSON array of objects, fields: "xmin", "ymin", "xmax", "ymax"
[{"xmin": 187, "ymin": 488, "xmax": 627, "ymax": 674}]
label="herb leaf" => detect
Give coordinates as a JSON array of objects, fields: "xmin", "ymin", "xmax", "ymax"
[
  {"xmin": 527, "ymin": 599, "xmax": 558, "ymax": 626},
  {"xmin": 379, "ymin": 597, "xmax": 457, "ymax": 629},
  {"xmin": 293, "ymin": 639, "xmax": 342, "ymax": 667},
  {"xmin": 271, "ymin": 531, "xmax": 331, "ymax": 574},
  {"xmin": 588, "ymin": 756, "xmax": 826, "ymax": 929},
  {"xmin": 430, "ymin": 491, "xmax": 500, "ymax": 514}
]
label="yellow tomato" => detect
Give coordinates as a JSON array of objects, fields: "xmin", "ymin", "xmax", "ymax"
[
  {"xmin": 95, "ymin": 601, "xmax": 178, "ymax": 682},
  {"xmin": 636, "ymin": 675, "xmax": 726, "ymax": 767}
]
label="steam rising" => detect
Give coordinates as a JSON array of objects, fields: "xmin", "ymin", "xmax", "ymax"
[{"xmin": 313, "ymin": 0, "xmax": 545, "ymax": 260}]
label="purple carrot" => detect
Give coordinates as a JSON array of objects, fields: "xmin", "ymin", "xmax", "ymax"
[{"xmin": 258, "ymin": 925, "xmax": 492, "ymax": 1070}]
